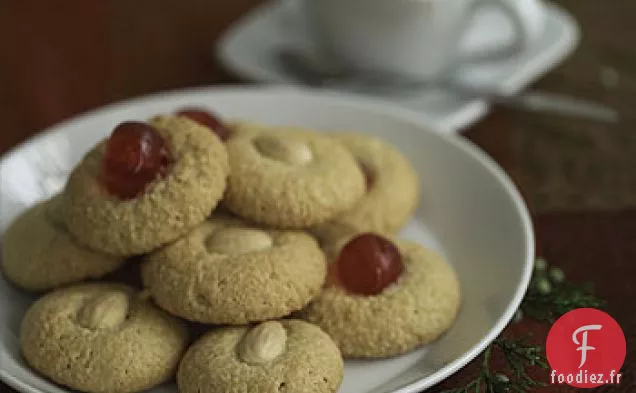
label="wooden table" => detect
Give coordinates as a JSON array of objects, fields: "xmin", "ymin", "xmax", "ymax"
[{"xmin": 0, "ymin": 0, "xmax": 633, "ymax": 392}]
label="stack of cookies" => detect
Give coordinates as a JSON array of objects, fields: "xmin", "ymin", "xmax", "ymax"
[{"xmin": 1, "ymin": 108, "xmax": 461, "ymax": 393}]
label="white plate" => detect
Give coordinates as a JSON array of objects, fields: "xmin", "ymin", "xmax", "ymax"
[
  {"xmin": 0, "ymin": 86, "xmax": 534, "ymax": 393},
  {"xmin": 216, "ymin": 0, "xmax": 580, "ymax": 131}
]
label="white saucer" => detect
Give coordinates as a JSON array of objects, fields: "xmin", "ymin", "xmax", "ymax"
[{"xmin": 216, "ymin": 0, "xmax": 580, "ymax": 132}]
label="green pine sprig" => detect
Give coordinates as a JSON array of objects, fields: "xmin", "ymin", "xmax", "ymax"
[
  {"xmin": 520, "ymin": 258, "xmax": 606, "ymax": 323},
  {"xmin": 439, "ymin": 338, "xmax": 548, "ymax": 393},
  {"xmin": 440, "ymin": 257, "xmax": 605, "ymax": 393}
]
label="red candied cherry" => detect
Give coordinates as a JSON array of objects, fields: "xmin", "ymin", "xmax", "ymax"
[
  {"xmin": 336, "ymin": 233, "xmax": 404, "ymax": 295},
  {"xmin": 100, "ymin": 121, "xmax": 172, "ymax": 199},
  {"xmin": 176, "ymin": 107, "xmax": 231, "ymax": 141}
]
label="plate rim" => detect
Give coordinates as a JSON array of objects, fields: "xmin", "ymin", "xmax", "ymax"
[{"xmin": 0, "ymin": 85, "xmax": 535, "ymax": 393}]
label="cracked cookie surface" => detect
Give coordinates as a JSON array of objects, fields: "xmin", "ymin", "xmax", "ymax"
[
  {"xmin": 1, "ymin": 196, "xmax": 124, "ymax": 292},
  {"xmin": 62, "ymin": 115, "xmax": 229, "ymax": 256},
  {"xmin": 311, "ymin": 132, "xmax": 420, "ymax": 242},
  {"xmin": 301, "ymin": 239, "xmax": 461, "ymax": 358},
  {"xmin": 141, "ymin": 215, "xmax": 326, "ymax": 324},
  {"xmin": 222, "ymin": 123, "xmax": 365, "ymax": 229},
  {"xmin": 177, "ymin": 319, "xmax": 343, "ymax": 393},
  {"xmin": 20, "ymin": 282, "xmax": 189, "ymax": 393}
]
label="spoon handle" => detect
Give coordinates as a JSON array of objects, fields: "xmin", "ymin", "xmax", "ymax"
[
  {"xmin": 448, "ymin": 85, "xmax": 620, "ymax": 124},
  {"xmin": 277, "ymin": 50, "xmax": 620, "ymax": 124}
]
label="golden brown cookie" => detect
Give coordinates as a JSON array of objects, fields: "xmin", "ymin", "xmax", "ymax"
[
  {"xmin": 177, "ymin": 320, "xmax": 343, "ymax": 393},
  {"xmin": 62, "ymin": 115, "xmax": 230, "ymax": 256},
  {"xmin": 222, "ymin": 123, "xmax": 366, "ymax": 228},
  {"xmin": 20, "ymin": 282, "xmax": 189, "ymax": 393},
  {"xmin": 301, "ymin": 239, "xmax": 461, "ymax": 358},
  {"xmin": 141, "ymin": 214, "xmax": 326, "ymax": 324},
  {"xmin": 311, "ymin": 132, "xmax": 419, "ymax": 241},
  {"xmin": 1, "ymin": 196, "xmax": 125, "ymax": 292}
]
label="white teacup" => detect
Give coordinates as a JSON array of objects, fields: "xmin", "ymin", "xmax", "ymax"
[{"xmin": 303, "ymin": 0, "xmax": 546, "ymax": 81}]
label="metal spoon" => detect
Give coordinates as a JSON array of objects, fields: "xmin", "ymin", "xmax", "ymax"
[{"xmin": 277, "ymin": 49, "xmax": 620, "ymax": 124}]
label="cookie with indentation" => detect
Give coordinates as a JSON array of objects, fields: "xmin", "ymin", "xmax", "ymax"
[
  {"xmin": 1, "ymin": 196, "xmax": 125, "ymax": 292},
  {"xmin": 300, "ymin": 238, "xmax": 461, "ymax": 358},
  {"xmin": 222, "ymin": 123, "xmax": 366, "ymax": 228},
  {"xmin": 177, "ymin": 320, "xmax": 343, "ymax": 393},
  {"xmin": 20, "ymin": 282, "xmax": 189, "ymax": 393},
  {"xmin": 141, "ymin": 215, "xmax": 326, "ymax": 324},
  {"xmin": 62, "ymin": 115, "xmax": 229, "ymax": 256},
  {"xmin": 311, "ymin": 132, "xmax": 419, "ymax": 242}
]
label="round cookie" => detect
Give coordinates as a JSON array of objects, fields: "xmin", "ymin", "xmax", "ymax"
[
  {"xmin": 222, "ymin": 123, "xmax": 366, "ymax": 228},
  {"xmin": 301, "ymin": 239, "xmax": 461, "ymax": 358},
  {"xmin": 62, "ymin": 115, "xmax": 230, "ymax": 256},
  {"xmin": 311, "ymin": 132, "xmax": 419, "ymax": 241},
  {"xmin": 177, "ymin": 320, "xmax": 343, "ymax": 393},
  {"xmin": 141, "ymin": 215, "xmax": 326, "ymax": 324},
  {"xmin": 1, "ymin": 196, "xmax": 125, "ymax": 292},
  {"xmin": 20, "ymin": 282, "xmax": 189, "ymax": 393}
]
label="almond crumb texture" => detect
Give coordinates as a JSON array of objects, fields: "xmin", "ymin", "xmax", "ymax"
[
  {"xmin": 223, "ymin": 123, "xmax": 366, "ymax": 228},
  {"xmin": 141, "ymin": 214, "xmax": 326, "ymax": 324},
  {"xmin": 19, "ymin": 282, "xmax": 189, "ymax": 393},
  {"xmin": 61, "ymin": 115, "xmax": 229, "ymax": 256},
  {"xmin": 1, "ymin": 196, "xmax": 124, "ymax": 292},
  {"xmin": 300, "ymin": 241, "xmax": 461, "ymax": 358},
  {"xmin": 177, "ymin": 319, "xmax": 343, "ymax": 393},
  {"xmin": 311, "ymin": 132, "xmax": 420, "ymax": 240}
]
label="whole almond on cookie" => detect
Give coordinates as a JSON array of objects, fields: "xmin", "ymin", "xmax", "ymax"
[
  {"xmin": 253, "ymin": 135, "xmax": 313, "ymax": 165},
  {"xmin": 178, "ymin": 319, "xmax": 344, "ymax": 393},
  {"xmin": 20, "ymin": 283, "xmax": 189, "ymax": 393},
  {"xmin": 142, "ymin": 214, "xmax": 326, "ymax": 325},
  {"xmin": 205, "ymin": 227, "xmax": 273, "ymax": 254},
  {"xmin": 237, "ymin": 321, "xmax": 287, "ymax": 365},
  {"xmin": 77, "ymin": 291, "xmax": 129, "ymax": 330},
  {"xmin": 223, "ymin": 124, "xmax": 366, "ymax": 229}
]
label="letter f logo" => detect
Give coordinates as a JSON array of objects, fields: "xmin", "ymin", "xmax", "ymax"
[{"xmin": 573, "ymin": 325, "xmax": 602, "ymax": 368}]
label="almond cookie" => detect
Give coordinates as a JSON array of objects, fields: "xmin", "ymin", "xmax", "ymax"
[
  {"xmin": 62, "ymin": 115, "xmax": 229, "ymax": 256},
  {"xmin": 1, "ymin": 196, "xmax": 124, "ymax": 292},
  {"xmin": 141, "ymin": 214, "xmax": 326, "ymax": 324},
  {"xmin": 20, "ymin": 282, "xmax": 189, "ymax": 393},
  {"xmin": 301, "ymin": 233, "xmax": 461, "ymax": 358},
  {"xmin": 177, "ymin": 320, "xmax": 343, "ymax": 393},
  {"xmin": 311, "ymin": 132, "xmax": 419, "ymax": 241},
  {"xmin": 222, "ymin": 123, "xmax": 366, "ymax": 228}
]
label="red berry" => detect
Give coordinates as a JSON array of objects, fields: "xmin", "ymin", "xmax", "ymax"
[
  {"xmin": 100, "ymin": 121, "xmax": 172, "ymax": 199},
  {"xmin": 337, "ymin": 233, "xmax": 404, "ymax": 295},
  {"xmin": 177, "ymin": 108, "xmax": 231, "ymax": 141}
]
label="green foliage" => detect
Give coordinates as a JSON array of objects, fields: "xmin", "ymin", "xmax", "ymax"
[{"xmin": 440, "ymin": 258, "xmax": 605, "ymax": 393}]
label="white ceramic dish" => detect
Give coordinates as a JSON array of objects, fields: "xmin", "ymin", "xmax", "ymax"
[
  {"xmin": 0, "ymin": 86, "xmax": 534, "ymax": 393},
  {"xmin": 216, "ymin": 0, "xmax": 580, "ymax": 131}
]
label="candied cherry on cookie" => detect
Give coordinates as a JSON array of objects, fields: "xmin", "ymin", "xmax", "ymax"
[
  {"xmin": 100, "ymin": 121, "xmax": 172, "ymax": 200},
  {"xmin": 64, "ymin": 114, "xmax": 229, "ymax": 257},
  {"xmin": 336, "ymin": 233, "xmax": 404, "ymax": 296},
  {"xmin": 176, "ymin": 107, "xmax": 232, "ymax": 142},
  {"xmin": 302, "ymin": 239, "xmax": 460, "ymax": 358}
]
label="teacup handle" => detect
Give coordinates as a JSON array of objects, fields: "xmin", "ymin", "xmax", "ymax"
[{"xmin": 459, "ymin": 0, "xmax": 546, "ymax": 62}]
